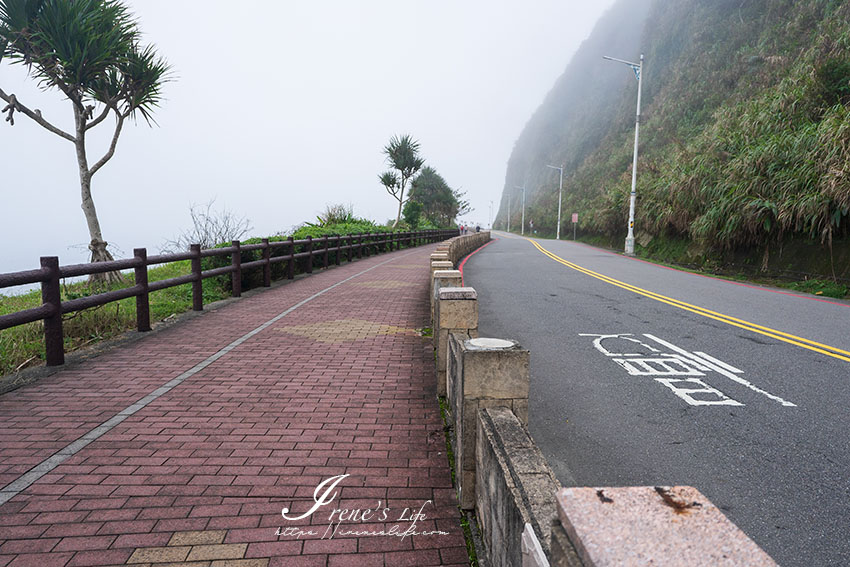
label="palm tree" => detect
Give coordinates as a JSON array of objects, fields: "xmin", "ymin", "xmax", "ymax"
[
  {"xmin": 0, "ymin": 0, "xmax": 170, "ymax": 283},
  {"xmin": 381, "ymin": 134, "xmax": 424, "ymax": 228}
]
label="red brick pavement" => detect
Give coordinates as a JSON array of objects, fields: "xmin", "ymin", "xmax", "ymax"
[{"xmin": 0, "ymin": 245, "xmax": 470, "ymax": 566}]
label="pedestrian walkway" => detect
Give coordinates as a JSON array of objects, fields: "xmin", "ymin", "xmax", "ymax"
[{"xmin": 0, "ymin": 244, "xmax": 469, "ymax": 566}]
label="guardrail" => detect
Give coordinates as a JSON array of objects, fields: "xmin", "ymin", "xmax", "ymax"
[{"xmin": 0, "ymin": 229, "xmax": 457, "ymax": 368}]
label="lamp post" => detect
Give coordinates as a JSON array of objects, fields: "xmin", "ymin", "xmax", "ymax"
[
  {"xmin": 603, "ymin": 53, "xmax": 643, "ymax": 256},
  {"xmin": 514, "ymin": 185, "xmax": 526, "ymax": 235},
  {"xmin": 507, "ymin": 195, "xmax": 511, "ymax": 233},
  {"xmin": 546, "ymin": 164, "xmax": 564, "ymax": 240}
]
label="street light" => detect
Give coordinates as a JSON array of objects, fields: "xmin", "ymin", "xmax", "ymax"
[
  {"xmin": 514, "ymin": 184, "xmax": 526, "ymax": 235},
  {"xmin": 545, "ymin": 164, "xmax": 564, "ymax": 240},
  {"xmin": 603, "ymin": 53, "xmax": 643, "ymax": 256}
]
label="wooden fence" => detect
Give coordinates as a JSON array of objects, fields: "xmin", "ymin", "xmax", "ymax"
[{"xmin": 0, "ymin": 229, "xmax": 457, "ymax": 367}]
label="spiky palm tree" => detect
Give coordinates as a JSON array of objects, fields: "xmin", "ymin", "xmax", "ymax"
[
  {"xmin": 0, "ymin": 0, "xmax": 170, "ymax": 283},
  {"xmin": 381, "ymin": 134, "xmax": 424, "ymax": 228}
]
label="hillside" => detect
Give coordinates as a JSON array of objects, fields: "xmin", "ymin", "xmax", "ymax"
[{"xmin": 497, "ymin": 0, "xmax": 850, "ymax": 279}]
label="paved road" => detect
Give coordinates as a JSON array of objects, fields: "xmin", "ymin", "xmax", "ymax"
[{"xmin": 464, "ymin": 232, "xmax": 850, "ymax": 567}]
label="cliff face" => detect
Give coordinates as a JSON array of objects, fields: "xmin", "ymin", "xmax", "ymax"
[{"xmin": 499, "ymin": 0, "xmax": 850, "ymax": 262}]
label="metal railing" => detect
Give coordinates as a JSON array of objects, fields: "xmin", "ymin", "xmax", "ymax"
[{"xmin": 0, "ymin": 229, "xmax": 458, "ymax": 367}]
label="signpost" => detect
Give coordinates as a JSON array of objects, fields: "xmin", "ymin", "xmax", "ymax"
[{"xmin": 571, "ymin": 213, "xmax": 578, "ymax": 240}]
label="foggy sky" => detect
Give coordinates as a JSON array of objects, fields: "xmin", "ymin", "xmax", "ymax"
[{"xmin": 0, "ymin": 0, "xmax": 615, "ymax": 286}]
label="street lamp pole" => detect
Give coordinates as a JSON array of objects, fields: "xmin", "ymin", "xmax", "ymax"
[
  {"xmin": 507, "ymin": 195, "xmax": 511, "ymax": 233},
  {"xmin": 546, "ymin": 164, "xmax": 564, "ymax": 240},
  {"xmin": 603, "ymin": 53, "xmax": 643, "ymax": 256},
  {"xmin": 515, "ymin": 185, "xmax": 526, "ymax": 235}
]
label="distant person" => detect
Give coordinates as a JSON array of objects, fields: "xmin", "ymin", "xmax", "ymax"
[{"xmin": 475, "ymin": 225, "xmax": 480, "ymax": 232}]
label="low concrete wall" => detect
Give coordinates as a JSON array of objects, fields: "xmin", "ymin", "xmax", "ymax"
[
  {"xmin": 477, "ymin": 407, "xmax": 560, "ymax": 567},
  {"xmin": 442, "ymin": 231, "xmax": 491, "ymax": 266}
]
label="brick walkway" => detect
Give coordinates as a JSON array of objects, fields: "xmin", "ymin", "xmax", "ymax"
[{"xmin": 0, "ymin": 245, "xmax": 469, "ymax": 566}]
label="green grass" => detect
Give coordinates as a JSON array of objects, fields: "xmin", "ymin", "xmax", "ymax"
[
  {"xmin": 0, "ymin": 260, "xmax": 228, "ymax": 376},
  {"xmin": 782, "ymin": 278, "xmax": 849, "ymax": 299}
]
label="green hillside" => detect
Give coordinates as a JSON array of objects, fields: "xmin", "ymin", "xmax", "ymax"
[{"xmin": 498, "ymin": 0, "xmax": 850, "ymax": 279}]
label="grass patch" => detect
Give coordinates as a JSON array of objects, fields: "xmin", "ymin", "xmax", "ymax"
[
  {"xmin": 0, "ymin": 260, "xmax": 228, "ymax": 376},
  {"xmin": 781, "ymin": 278, "xmax": 849, "ymax": 299}
]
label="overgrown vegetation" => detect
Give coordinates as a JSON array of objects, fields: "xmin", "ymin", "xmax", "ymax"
[{"xmin": 499, "ymin": 0, "xmax": 850, "ymax": 280}]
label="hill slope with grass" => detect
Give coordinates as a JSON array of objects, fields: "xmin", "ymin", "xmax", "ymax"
[{"xmin": 497, "ymin": 0, "xmax": 850, "ymax": 281}]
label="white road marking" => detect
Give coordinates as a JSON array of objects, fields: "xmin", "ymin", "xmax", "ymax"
[
  {"xmin": 579, "ymin": 333, "xmax": 661, "ymax": 357},
  {"xmin": 581, "ymin": 333, "xmax": 740, "ymax": 406},
  {"xmin": 613, "ymin": 355, "xmax": 708, "ymax": 376},
  {"xmin": 655, "ymin": 378, "xmax": 743, "ymax": 406},
  {"xmin": 581, "ymin": 332, "xmax": 796, "ymax": 408},
  {"xmin": 644, "ymin": 334, "xmax": 796, "ymax": 407},
  {"xmin": 693, "ymin": 351, "xmax": 743, "ymax": 374}
]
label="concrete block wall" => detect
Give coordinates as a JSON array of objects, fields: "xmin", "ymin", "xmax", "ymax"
[
  {"xmin": 434, "ymin": 288, "xmax": 478, "ymax": 396},
  {"xmin": 440, "ymin": 231, "xmax": 491, "ymax": 266},
  {"xmin": 447, "ymin": 335, "xmax": 529, "ymax": 511},
  {"xmin": 476, "ymin": 407, "xmax": 560, "ymax": 567}
]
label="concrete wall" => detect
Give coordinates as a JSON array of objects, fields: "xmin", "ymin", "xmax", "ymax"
[
  {"xmin": 476, "ymin": 407, "xmax": 560, "ymax": 567},
  {"xmin": 442, "ymin": 231, "xmax": 490, "ymax": 266}
]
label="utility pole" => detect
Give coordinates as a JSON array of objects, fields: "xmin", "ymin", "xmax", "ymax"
[
  {"xmin": 603, "ymin": 53, "xmax": 644, "ymax": 255},
  {"xmin": 546, "ymin": 164, "xmax": 564, "ymax": 240},
  {"xmin": 515, "ymin": 185, "xmax": 526, "ymax": 235}
]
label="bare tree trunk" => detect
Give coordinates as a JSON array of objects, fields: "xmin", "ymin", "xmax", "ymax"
[
  {"xmin": 392, "ymin": 192, "xmax": 404, "ymax": 228},
  {"xmin": 392, "ymin": 181, "xmax": 406, "ymax": 228},
  {"xmin": 74, "ymin": 106, "xmax": 122, "ymax": 285}
]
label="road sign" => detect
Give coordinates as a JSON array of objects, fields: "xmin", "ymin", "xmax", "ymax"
[{"xmin": 571, "ymin": 213, "xmax": 578, "ymax": 223}]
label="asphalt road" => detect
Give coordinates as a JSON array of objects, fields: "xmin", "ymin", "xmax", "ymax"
[{"xmin": 463, "ymin": 232, "xmax": 850, "ymax": 567}]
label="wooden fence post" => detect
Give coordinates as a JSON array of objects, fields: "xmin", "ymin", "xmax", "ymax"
[
  {"xmin": 262, "ymin": 238, "xmax": 271, "ymax": 287},
  {"xmin": 306, "ymin": 235, "xmax": 313, "ymax": 274},
  {"xmin": 191, "ymin": 244, "xmax": 203, "ymax": 311},
  {"xmin": 40, "ymin": 257, "xmax": 64, "ymax": 366},
  {"xmin": 231, "ymin": 240, "xmax": 242, "ymax": 297},
  {"xmin": 335, "ymin": 235, "xmax": 341, "ymax": 266},
  {"xmin": 287, "ymin": 237, "xmax": 295, "ymax": 279},
  {"xmin": 134, "ymin": 248, "xmax": 151, "ymax": 332}
]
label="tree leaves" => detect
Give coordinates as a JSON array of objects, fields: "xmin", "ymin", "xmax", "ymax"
[{"xmin": 0, "ymin": 0, "xmax": 170, "ymax": 117}]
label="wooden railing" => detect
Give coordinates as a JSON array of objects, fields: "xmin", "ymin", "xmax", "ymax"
[{"xmin": 0, "ymin": 229, "xmax": 458, "ymax": 367}]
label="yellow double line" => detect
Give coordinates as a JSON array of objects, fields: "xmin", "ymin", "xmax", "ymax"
[{"xmin": 528, "ymin": 239, "xmax": 850, "ymax": 363}]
